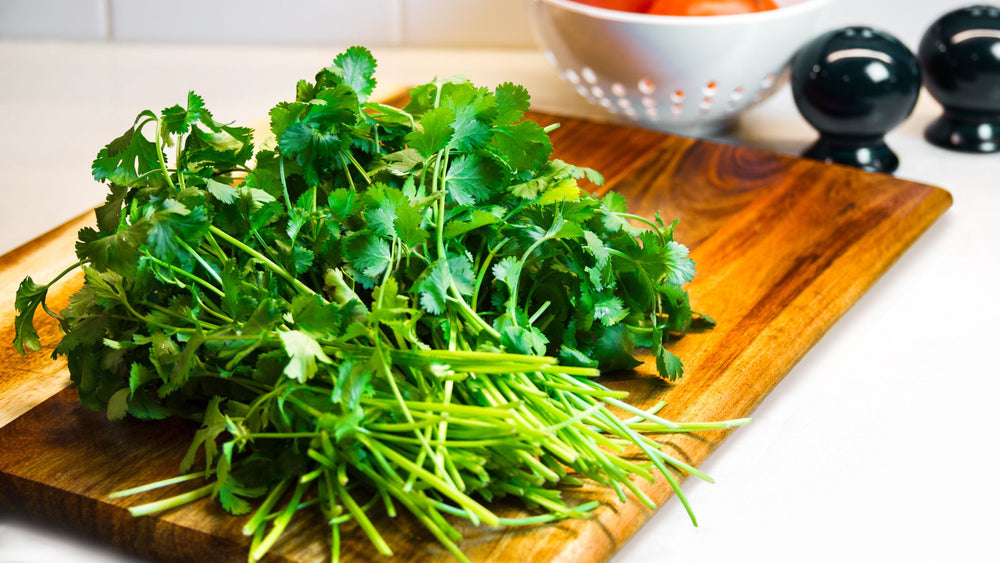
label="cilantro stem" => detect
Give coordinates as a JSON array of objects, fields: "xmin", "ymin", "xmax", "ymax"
[
  {"xmin": 114, "ymin": 291, "xmax": 187, "ymax": 334},
  {"xmin": 250, "ymin": 479, "xmax": 309, "ymax": 561},
  {"xmin": 428, "ymin": 154, "xmax": 500, "ymax": 340},
  {"xmin": 279, "ymin": 157, "xmax": 293, "ymax": 211},
  {"xmin": 142, "ymin": 301, "xmax": 219, "ymax": 330},
  {"xmin": 189, "ymin": 291, "xmax": 234, "ymax": 325},
  {"xmin": 354, "ymin": 461, "xmax": 471, "ymax": 563},
  {"xmin": 153, "ymin": 117, "xmax": 177, "ymax": 192},
  {"xmin": 142, "ymin": 253, "xmax": 225, "ymax": 298},
  {"xmin": 528, "ymin": 300, "xmax": 551, "ymax": 325},
  {"xmin": 175, "ymin": 138, "xmax": 187, "ymax": 192},
  {"xmin": 629, "ymin": 418, "xmax": 752, "ymax": 433},
  {"xmin": 203, "ymin": 231, "xmax": 229, "ymax": 263},
  {"xmin": 232, "ymin": 431, "xmax": 318, "ymax": 442},
  {"xmin": 37, "ymin": 259, "xmax": 85, "ymax": 320},
  {"xmin": 505, "ymin": 228, "xmax": 556, "ymax": 327},
  {"xmin": 358, "ymin": 398, "xmax": 516, "ymax": 419},
  {"xmin": 126, "ymin": 483, "xmax": 214, "ymax": 517},
  {"xmin": 242, "ymin": 479, "xmax": 290, "ymax": 536},
  {"xmin": 615, "ymin": 212, "xmax": 666, "ymax": 243},
  {"xmin": 342, "ymin": 150, "xmax": 372, "ymax": 186},
  {"xmin": 373, "ymin": 339, "xmax": 451, "ymax": 490},
  {"xmin": 209, "ymin": 225, "xmax": 315, "ymax": 297},
  {"xmin": 471, "ymin": 237, "xmax": 510, "ymax": 312},
  {"xmin": 176, "ymin": 238, "xmax": 224, "ymax": 287},
  {"xmin": 358, "ymin": 434, "xmax": 499, "ymax": 528},
  {"xmin": 109, "ymin": 471, "xmax": 206, "ymax": 498},
  {"xmin": 600, "ymin": 394, "xmax": 682, "ymax": 430},
  {"xmin": 365, "ymin": 431, "xmax": 518, "ymax": 449},
  {"xmin": 333, "ymin": 462, "xmax": 394, "ymax": 557}
]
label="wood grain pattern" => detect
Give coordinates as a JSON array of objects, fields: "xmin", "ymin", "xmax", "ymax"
[
  {"xmin": 0, "ymin": 110, "xmax": 952, "ymax": 563},
  {"xmin": 0, "ymin": 212, "xmax": 91, "ymax": 428}
]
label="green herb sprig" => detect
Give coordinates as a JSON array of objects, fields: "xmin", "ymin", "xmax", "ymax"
[{"xmin": 13, "ymin": 46, "xmax": 746, "ymax": 562}]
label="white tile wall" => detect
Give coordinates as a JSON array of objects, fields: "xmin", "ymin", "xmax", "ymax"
[
  {"xmin": 0, "ymin": 0, "xmax": 981, "ymax": 49},
  {"xmin": 108, "ymin": 0, "xmax": 403, "ymax": 45},
  {"xmin": 402, "ymin": 0, "xmax": 535, "ymax": 47},
  {"xmin": 0, "ymin": 0, "xmax": 538, "ymax": 47},
  {"xmin": 0, "ymin": 0, "xmax": 108, "ymax": 40}
]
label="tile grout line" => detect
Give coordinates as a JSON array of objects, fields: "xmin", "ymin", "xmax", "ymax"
[
  {"xmin": 396, "ymin": 0, "xmax": 406, "ymax": 46},
  {"xmin": 104, "ymin": 0, "xmax": 114, "ymax": 40}
]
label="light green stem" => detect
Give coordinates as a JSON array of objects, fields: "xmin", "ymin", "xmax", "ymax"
[{"xmin": 209, "ymin": 225, "xmax": 315, "ymax": 296}]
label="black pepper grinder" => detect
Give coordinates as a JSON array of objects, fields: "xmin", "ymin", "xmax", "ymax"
[
  {"xmin": 790, "ymin": 27, "xmax": 922, "ymax": 174},
  {"xmin": 919, "ymin": 5, "xmax": 1000, "ymax": 152}
]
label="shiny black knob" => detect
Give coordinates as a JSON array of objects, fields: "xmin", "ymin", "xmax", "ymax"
[
  {"xmin": 919, "ymin": 4, "xmax": 1000, "ymax": 152},
  {"xmin": 791, "ymin": 27, "xmax": 922, "ymax": 173}
]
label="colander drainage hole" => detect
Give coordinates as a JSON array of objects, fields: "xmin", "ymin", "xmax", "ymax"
[
  {"xmin": 581, "ymin": 67, "xmax": 598, "ymax": 84},
  {"xmin": 726, "ymin": 87, "xmax": 745, "ymax": 112},
  {"xmin": 670, "ymin": 90, "xmax": 685, "ymax": 104},
  {"xmin": 638, "ymin": 77, "xmax": 656, "ymax": 95}
]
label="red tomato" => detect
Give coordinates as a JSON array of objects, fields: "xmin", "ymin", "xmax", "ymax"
[
  {"xmin": 570, "ymin": 0, "xmax": 654, "ymax": 12},
  {"xmin": 645, "ymin": 0, "xmax": 779, "ymax": 16}
]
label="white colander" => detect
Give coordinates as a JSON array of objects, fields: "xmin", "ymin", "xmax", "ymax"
[{"xmin": 526, "ymin": 0, "xmax": 833, "ymax": 136}]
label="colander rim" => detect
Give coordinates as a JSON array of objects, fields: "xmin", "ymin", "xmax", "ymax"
[{"xmin": 535, "ymin": 0, "xmax": 834, "ymax": 26}]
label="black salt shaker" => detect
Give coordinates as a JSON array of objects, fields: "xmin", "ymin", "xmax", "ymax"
[
  {"xmin": 919, "ymin": 4, "xmax": 1000, "ymax": 152},
  {"xmin": 791, "ymin": 27, "xmax": 922, "ymax": 173}
]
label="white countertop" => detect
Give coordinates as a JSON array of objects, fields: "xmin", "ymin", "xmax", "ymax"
[{"xmin": 1, "ymin": 39, "xmax": 998, "ymax": 563}]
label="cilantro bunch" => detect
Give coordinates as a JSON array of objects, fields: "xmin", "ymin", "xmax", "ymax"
[{"xmin": 13, "ymin": 46, "xmax": 743, "ymax": 562}]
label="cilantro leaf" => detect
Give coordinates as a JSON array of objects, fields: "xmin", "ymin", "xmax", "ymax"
[
  {"xmin": 205, "ymin": 178, "xmax": 239, "ymax": 204},
  {"xmin": 445, "ymin": 154, "xmax": 494, "ymax": 206},
  {"xmin": 491, "ymin": 120, "xmax": 552, "ymax": 172},
  {"xmin": 663, "ymin": 240, "xmax": 696, "ymax": 286},
  {"xmin": 334, "ymin": 45, "xmax": 378, "ymax": 102},
  {"xmin": 494, "ymin": 82, "xmax": 531, "ymax": 126},
  {"xmin": 161, "ymin": 91, "xmax": 210, "ymax": 136},
  {"xmin": 12, "ymin": 276, "xmax": 49, "ymax": 354},
  {"xmin": 441, "ymin": 83, "xmax": 492, "ymax": 152},
  {"xmin": 414, "ymin": 260, "xmax": 451, "ymax": 315},
  {"xmin": 278, "ymin": 330, "xmax": 333, "ymax": 383},
  {"xmin": 106, "ymin": 387, "xmax": 131, "ymax": 421},
  {"xmin": 143, "ymin": 198, "xmax": 210, "ymax": 267},
  {"xmin": 407, "ymin": 106, "xmax": 455, "ymax": 157},
  {"xmin": 76, "ymin": 225, "xmax": 145, "ymax": 277},
  {"xmin": 291, "ymin": 293, "xmax": 343, "ymax": 338},
  {"xmin": 91, "ymin": 115, "xmax": 161, "ymax": 186},
  {"xmin": 328, "ymin": 187, "xmax": 359, "ymax": 222},
  {"xmin": 94, "ymin": 184, "xmax": 129, "ymax": 234},
  {"xmin": 593, "ymin": 295, "xmax": 628, "ymax": 327},
  {"xmin": 344, "ymin": 233, "xmax": 393, "ymax": 281},
  {"xmin": 442, "ymin": 208, "xmax": 499, "ymax": 240},
  {"xmin": 179, "ymin": 396, "xmax": 227, "ymax": 473},
  {"xmin": 393, "ymin": 202, "xmax": 429, "ymax": 249},
  {"xmin": 655, "ymin": 345, "xmax": 684, "ymax": 381}
]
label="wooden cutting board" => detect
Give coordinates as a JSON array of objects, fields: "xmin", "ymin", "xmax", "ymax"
[{"xmin": 0, "ymin": 109, "xmax": 952, "ymax": 563}]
